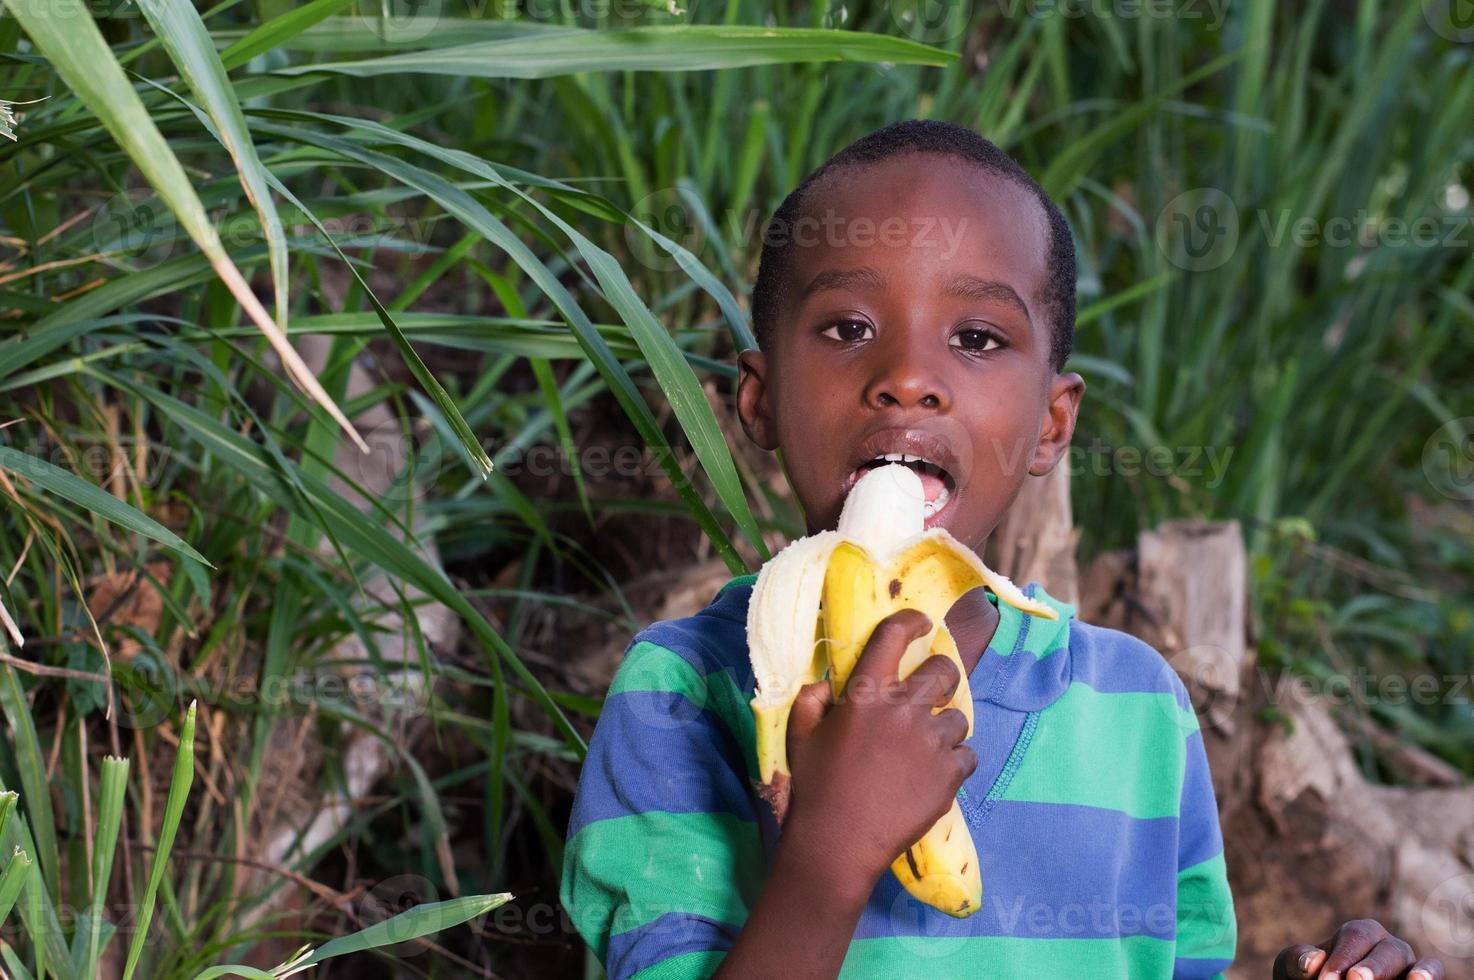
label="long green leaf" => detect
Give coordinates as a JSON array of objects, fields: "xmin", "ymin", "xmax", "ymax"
[
  {"xmin": 0, "ymin": 937, "xmax": 37, "ymax": 980},
  {"xmin": 265, "ymin": 175, "xmax": 493, "ymax": 478},
  {"xmin": 289, "ymin": 893, "xmax": 511, "ymax": 970},
  {"xmin": 0, "ymin": 655, "xmax": 58, "ymax": 901},
  {"xmin": 191, "ymin": 895, "xmax": 509, "ymax": 978},
  {"xmin": 1041, "ymin": 47, "xmax": 1247, "ymax": 198},
  {"xmin": 0, "ymin": 447, "xmax": 211, "ymax": 567},
  {"xmin": 131, "ymin": 0, "xmax": 291, "ymax": 330},
  {"xmin": 122, "ymin": 700, "xmax": 197, "ymax": 980},
  {"xmin": 219, "ymin": 0, "xmax": 356, "ymax": 70},
  {"xmin": 274, "ymin": 25, "xmax": 955, "ymax": 78},
  {"xmin": 0, "ymin": 844, "xmax": 31, "ymax": 930},
  {"xmin": 131, "ymin": 0, "xmax": 290, "ymax": 336},
  {"xmin": 0, "ymin": 752, "xmax": 68, "ymax": 976},
  {"xmin": 79, "ymin": 755, "xmax": 129, "ymax": 979}
]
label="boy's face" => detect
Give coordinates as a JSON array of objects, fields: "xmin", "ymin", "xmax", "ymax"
[{"xmin": 737, "ymin": 153, "xmax": 1084, "ymax": 552}]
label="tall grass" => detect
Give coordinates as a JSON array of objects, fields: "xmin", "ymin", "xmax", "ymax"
[
  {"xmin": 0, "ymin": 0, "xmax": 957, "ymax": 974},
  {"xmin": 0, "ymin": 0, "xmax": 1469, "ymax": 974}
]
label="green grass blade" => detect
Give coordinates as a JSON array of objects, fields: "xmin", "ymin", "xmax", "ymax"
[
  {"xmin": 1041, "ymin": 47, "xmax": 1246, "ymax": 198},
  {"xmin": 191, "ymin": 966, "xmax": 277, "ymax": 980},
  {"xmin": 130, "ymin": 0, "xmax": 291, "ymax": 330},
  {"xmin": 0, "ymin": 844, "xmax": 32, "ymax": 929},
  {"xmin": 0, "ymin": 938, "xmax": 37, "ymax": 980},
  {"xmin": 0, "ymin": 792, "xmax": 13, "ymax": 843},
  {"xmin": 0, "ymin": 653, "xmax": 58, "ymax": 901},
  {"xmin": 554, "ymin": 219, "xmax": 770, "ymax": 560},
  {"xmin": 291, "ymin": 894, "xmax": 511, "ymax": 969},
  {"xmin": 0, "ymin": 779, "xmax": 68, "ymax": 976},
  {"xmin": 0, "ymin": 246, "xmax": 228, "ymax": 382},
  {"xmin": 192, "ymin": 896, "xmax": 509, "ymax": 977},
  {"xmin": 122, "ymin": 700, "xmax": 197, "ymax": 980},
  {"xmin": 274, "ymin": 25, "xmax": 955, "ymax": 78},
  {"xmin": 529, "ymin": 356, "xmax": 595, "ymax": 526},
  {"xmin": 79, "ymin": 756, "xmax": 129, "ymax": 979},
  {"xmin": 263, "ymin": 174, "xmax": 493, "ymax": 478},
  {"xmin": 219, "ymin": 0, "xmax": 356, "ymax": 70},
  {"xmin": 0, "ymin": 447, "xmax": 211, "ymax": 567}
]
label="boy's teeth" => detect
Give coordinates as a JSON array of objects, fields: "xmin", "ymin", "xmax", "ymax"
[{"xmin": 922, "ymin": 485, "xmax": 951, "ymax": 517}]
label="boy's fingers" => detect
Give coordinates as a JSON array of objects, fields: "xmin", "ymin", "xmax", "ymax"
[
  {"xmin": 786, "ymin": 679, "xmax": 833, "ymax": 751},
  {"xmin": 902, "ymin": 653, "xmax": 962, "ymax": 709},
  {"xmin": 933, "ymin": 705, "xmax": 969, "ymax": 747},
  {"xmin": 1320, "ymin": 919, "xmax": 1391, "ymax": 978},
  {"xmin": 1407, "ymin": 955, "xmax": 1445, "ymax": 980},
  {"xmin": 951, "ymin": 742, "xmax": 979, "ymax": 780},
  {"xmin": 1274, "ymin": 943, "xmax": 1329, "ymax": 979},
  {"xmin": 1340, "ymin": 935, "xmax": 1414, "ymax": 980},
  {"xmin": 851, "ymin": 608, "xmax": 932, "ymax": 687}
]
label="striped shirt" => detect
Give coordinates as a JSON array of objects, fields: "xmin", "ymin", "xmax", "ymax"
[{"xmin": 561, "ymin": 573, "xmax": 1237, "ymax": 979}]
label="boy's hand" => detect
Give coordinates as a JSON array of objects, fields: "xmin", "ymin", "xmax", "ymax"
[
  {"xmin": 1272, "ymin": 919, "xmax": 1443, "ymax": 980},
  {"xmin": 780, "ymin": 607, "xmax": 977, "ymax": 890}
]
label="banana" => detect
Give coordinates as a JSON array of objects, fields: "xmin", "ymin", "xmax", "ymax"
[{"xmin": 746, "ymin": 462, "xmax": 1058, "ymax": 918}]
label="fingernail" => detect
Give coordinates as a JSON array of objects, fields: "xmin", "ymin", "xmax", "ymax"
[
  {"xmin": 1349, "ymin": 969, "xmax": 1373, "ymax": 980},
  {"xmin": 1323, "ymin": 973, "xmax": 1340, "ymax": 980},
  {"xmin": 1299, "ymin": 951, "xmax": 1319, "ymax": 972},
  {"xmin": 1410, "ymin": 972, "xmax": 1432, "ymax": 980}
]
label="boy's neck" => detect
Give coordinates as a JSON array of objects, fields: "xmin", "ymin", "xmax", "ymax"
[{"xmin": 944, "ymin": 587, "xmax": 1002, "ymax": 678}]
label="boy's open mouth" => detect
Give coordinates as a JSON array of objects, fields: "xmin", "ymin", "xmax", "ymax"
[{"xmin": 843, "ymin": 430, "xmax": 961, "ymax": 522}]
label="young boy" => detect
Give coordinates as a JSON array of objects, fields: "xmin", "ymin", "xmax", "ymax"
[{"xmin": 559, "ymin": 120, "xmax": 1446, "ymax": 980}]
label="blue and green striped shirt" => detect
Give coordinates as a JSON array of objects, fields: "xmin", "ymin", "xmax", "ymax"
[{"xmin": 561, "ymin": 574, "xmax": 1237, "ymax": 978}]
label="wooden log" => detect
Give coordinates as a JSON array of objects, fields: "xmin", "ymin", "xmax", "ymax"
[
  {"xmin": 984, "ymin": 454, "xmax": 1081, "ymax": 606},
  {"xmin": 1133, "ymin": 519, "xmax": 1248, "ymax": 736}
]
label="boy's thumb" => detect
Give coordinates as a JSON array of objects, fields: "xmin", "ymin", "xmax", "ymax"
[{"xmin": 786, "ymin": 679, "xmax": 833, "ymax": 752}]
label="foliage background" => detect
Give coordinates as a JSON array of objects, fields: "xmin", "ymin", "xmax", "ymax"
[{"xmin": 0, "ymin": 0, "xmax": 1470, "ymax": 975}]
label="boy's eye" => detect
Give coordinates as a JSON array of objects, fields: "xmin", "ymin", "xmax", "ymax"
[
  {"xmin": 820, "ymin": 319, "xmax": 874, "ymax": 343},
  {"xmin": 950, "ymin": 326, "xmax": 1001, "ymax": 353}
]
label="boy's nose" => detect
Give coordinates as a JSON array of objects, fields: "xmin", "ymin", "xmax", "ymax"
[{"xmin": 865, "ymin": 359, "xmax": 950, "ymax": 411}]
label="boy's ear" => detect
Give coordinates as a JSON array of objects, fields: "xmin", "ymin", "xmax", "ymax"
[
  {"xmin": 1029, "ymin": 371, "xmax": 1085, "ymax": 476},
  {"xmin": 736, "ymin": 348, "xmax": 780, "ymax": 452}
]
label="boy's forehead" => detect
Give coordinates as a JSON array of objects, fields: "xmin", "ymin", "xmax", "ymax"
[{"xmin": 784, "ymin": 153, "xmax": 1050, "ymax": 312}]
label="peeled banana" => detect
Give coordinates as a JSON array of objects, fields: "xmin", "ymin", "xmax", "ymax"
[{"xmin": 745, "ymin": 462, "xmax": 1058, "ymax": 918}]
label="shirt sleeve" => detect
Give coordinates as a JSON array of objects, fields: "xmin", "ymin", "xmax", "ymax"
[
  {"xmin": 1172, "ymin": 714, "xmax": 1238, "ymax": 979},
  {"xmin": 560, "ymin": 637, "xmax": 769, "ymax": 980}
]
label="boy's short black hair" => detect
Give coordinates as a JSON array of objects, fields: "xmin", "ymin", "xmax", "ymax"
[{"xmin": 750, "ymin": 119, "xmax": 1077, "ymax": 374}]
